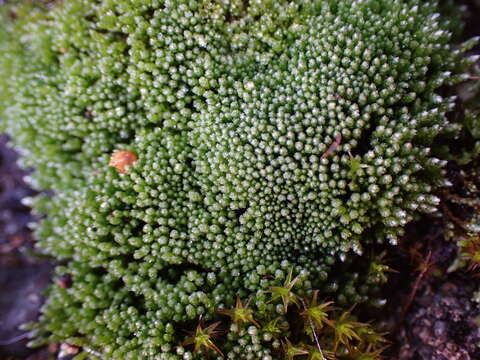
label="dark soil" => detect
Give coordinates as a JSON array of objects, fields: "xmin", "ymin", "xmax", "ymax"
[
  {"xmin": 380, "ymin": 219, "xmax": 480, "ymax": 360},
  {"xmin": 0, "ymin": 135, "xmax": 53, "ymax": 360}
]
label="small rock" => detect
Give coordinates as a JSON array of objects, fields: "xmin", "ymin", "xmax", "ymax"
[{"xmin": 434, "ymin": 320, "xmax": 447, "ymax": 337}]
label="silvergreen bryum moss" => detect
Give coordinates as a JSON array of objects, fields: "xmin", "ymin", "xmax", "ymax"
[{"xmin": 0, "ymin": 0, "xmax": 477, "ymax": 358}]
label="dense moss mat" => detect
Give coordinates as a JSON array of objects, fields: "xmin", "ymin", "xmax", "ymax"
[{"xmin": 0, "ymin": 0, "xmax": 477, "ymax": 358}]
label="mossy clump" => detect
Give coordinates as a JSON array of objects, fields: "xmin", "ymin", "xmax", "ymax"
[{"xmin": 0, "ymin": 0, "xmax": 477, "ymax": 358}]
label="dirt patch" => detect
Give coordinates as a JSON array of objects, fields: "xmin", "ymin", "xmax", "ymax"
[{"xmin": 0, "ymin": 136, "xmax": 53, "ymax": 359}]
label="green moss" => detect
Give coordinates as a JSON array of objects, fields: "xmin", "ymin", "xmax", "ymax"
[{"xmin": 0, "ymin": 0, "xmax": 476, "ymax": 358}]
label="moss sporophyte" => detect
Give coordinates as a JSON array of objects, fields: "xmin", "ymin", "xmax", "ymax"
[{"xmin": 0, "ymin": 0, "xmax": 477, "ymax": 358}]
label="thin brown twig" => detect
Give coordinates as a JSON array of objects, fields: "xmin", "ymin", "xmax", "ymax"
[
  {"xmin": 399, "ymin": 251, "xmax": 434, "ymax": 325},
  {"xmin": 441, "ymin": 189, "xmax": 480, "ymax": 209},
  {"xmin": 321, "ymin": 134, "xmax": 342, "ymax": 159},
  {"xmin": 301, "ymin": 298, "xmax": 325, "ymax": 360}
]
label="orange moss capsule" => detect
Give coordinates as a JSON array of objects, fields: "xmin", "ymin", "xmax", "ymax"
[
  {"xmin": 109, "ymin": 150, "xmax": 137, "ymax": 173},
  {"xmin": 57, "ymin": 274, "xmax": 72, "ymax": 289}
]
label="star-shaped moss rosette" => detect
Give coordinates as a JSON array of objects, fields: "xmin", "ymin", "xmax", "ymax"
[{"xmin": 182, "ymin": 321, "xmax": 224, "ymax": 358}]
